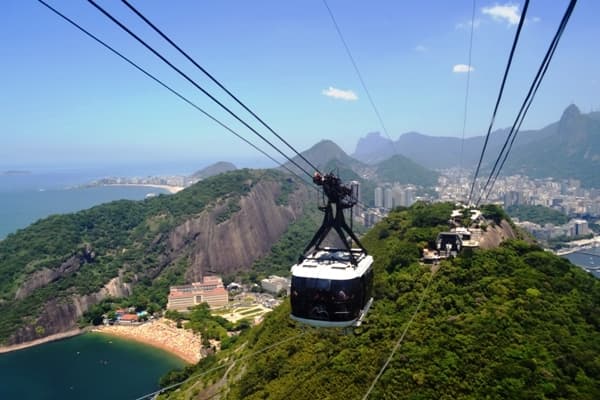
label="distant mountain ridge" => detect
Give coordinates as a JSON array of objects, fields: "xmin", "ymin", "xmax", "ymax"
[
  {"xmin": 189, "ymin": 161, "xmax": 237, "ymax": 180},
  {"xmin": 282, "ymin": 140, "xmax": 439, "ymax": 205},
  {"xmin": 352, "ymin": 105, "xmax": 596, "ymax": 182},
  {"xmin": 505, "ymin": 105, "xmax": 600, "ymax": 187}
]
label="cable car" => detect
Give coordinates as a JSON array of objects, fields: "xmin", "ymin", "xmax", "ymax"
[
  {"xmin": 436, "ymin": 232, "xmax": 462, "ymax": 257},
  {"xmin": 290, "ymin": 173, "xmax": 374, "ymax": 328}
]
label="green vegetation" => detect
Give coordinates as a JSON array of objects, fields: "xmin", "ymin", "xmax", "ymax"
[
  {"xmin": 504, "ymin": 105, "xmax": 600, "ymax": 188},
  {"xmin": 239, "ymin": 308, "xmax": 261, "ymax": 316},
  {"xmin": 0, "ymin": 169, "xmax": 300, "ymax": 344},
  {"xmin": 166, "ymin": 304, "xmax": 250, "ymax": 346},
  {"xmin": 480, "ymin": 203, "xmax": 510, "ymax": 225},
  {"xmin": 375, "ymin": 154, "xmax": 439, "ymax": 187},
  {"xmin": 215, "ymin": 197, "xmax": 242, "ymax": 224},
  {"xmin": 161, "ymin": 202, "xmax": 600, "ymax": 400},
  {"xmin": 507, "ymin": 204, "xmax": 569, "ymax": 226}
]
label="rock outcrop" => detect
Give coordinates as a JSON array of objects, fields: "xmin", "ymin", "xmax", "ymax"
[
  {"xmin": 15, "ymin": 246, "xmax": 95, "ymax": 300},
  {"xmin": 478, "ymin": 220, "xmax": 518, "ymax": 249},
  {"xmin": 9, "ymin": 275, "xmax": 132, "ymax": 345},
  {"xmin": 169, "ymin": 180, "xmax": 308, "ymax": 281}
]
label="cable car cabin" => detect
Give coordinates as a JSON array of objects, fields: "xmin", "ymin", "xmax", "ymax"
[
  {"xmin": 436, "ymin": 232, "xmax": 462, "ymax": 256},
  {"xmin": 291, "ymin": 249, "xmax": 373, "ymax": 328}
]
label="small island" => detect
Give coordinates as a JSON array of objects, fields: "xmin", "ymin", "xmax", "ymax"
[{"xmin": 1, "ymin": 170, "xmax": 31, "ymax": 176}]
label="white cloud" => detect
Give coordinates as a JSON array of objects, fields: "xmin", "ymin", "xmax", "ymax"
[
  {"xmin": 415, "ymin": 44, "xmax": 428, "ymax": 52},
  {"xmin": 456, "ymin": 18, "xmax": 481, "ymax": 30},
  {"xmin": 482, "ymin": 3, "xmax": 521, "ymax": 25},
  {"xmin": 531, "ymin": 16, "xmax": 541, "ymax": 23},
  {"xmin": 321, "ymin": 86, "xmax": 358, "ymax": 101},
  {"xmin": 453, "ymin": 64, "xmax": 474, "ymax": 73}
]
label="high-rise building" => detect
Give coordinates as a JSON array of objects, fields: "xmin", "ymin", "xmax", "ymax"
[
  {"xmin": 374, "ymin": 187, "xmax": 383, "ymax": 208},
  {"xmin": 572, "ymin": 219, "xmax": 590, "ymax": 236},
  {"xmin": 384, "ymin": 188, "xmax": 393, "ymax": 210},
  {"xmin": 350, "ymin": 180, "xmax": 361, "ymax": 216}
]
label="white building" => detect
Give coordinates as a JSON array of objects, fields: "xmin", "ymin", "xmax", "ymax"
[
  {"xmin": 167, "ymin": 276, "xmax": 229, "ymax": 311},
  {"xmin": 261, "ymin": 275, "xmax": 290, "ymax": 295}
]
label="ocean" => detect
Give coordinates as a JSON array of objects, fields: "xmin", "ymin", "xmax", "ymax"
[
  {"xmin": 0, "ymin": 333, "xmax": 185, "ymax": 400},
  {"xmin": 562, "ymin": 246, "xmax": 600, "ymax": 279},
  {"xmin": 0, "ymin": 169, "xmax": 170, "ymax": 239}
]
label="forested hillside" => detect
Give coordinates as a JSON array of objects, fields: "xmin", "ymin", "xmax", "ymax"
[
  {"xmin": 507, "ymin": 204, "xmax": 569, "ymax": 226},
  {"xmin": 0, "ymin": 169, "xmax": 310, "ymax": 345},
  {"xmin": 161, "ymin": 203, "xmax": 600, "ymax": 400}
]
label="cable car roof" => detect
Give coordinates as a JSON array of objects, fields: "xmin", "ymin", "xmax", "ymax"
[{"xmin": 291, "ymin": 249, "xmax": 373, "ymax": 281}]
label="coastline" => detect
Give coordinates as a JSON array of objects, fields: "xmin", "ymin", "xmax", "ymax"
[
  {"xmin": 101, "ymin": 183, "xmax": 184, "ymax": 194},
  {"xmin": 92, "ymin": 319, "xmax": 201, "ymax": 364},
  {"xmin": 0, "ymin": 329, "xmax": 82, "ymax": 354}
]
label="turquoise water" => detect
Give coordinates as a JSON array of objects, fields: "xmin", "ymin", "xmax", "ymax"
[
  {"xmin": 563, "ymin": 246, "xmax": 600, "ymax": 279},
  {"xmin": 0, "ymin": 186, "xmax": 168, "ymax": 239},
  {"xmin": 0, "ymin": 333, "xmax": 185, "ymax": 400}
]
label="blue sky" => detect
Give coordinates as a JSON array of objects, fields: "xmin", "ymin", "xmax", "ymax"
[{"xmin": 1, "ymin": 0, "xmax": 598, "ymax": 169}]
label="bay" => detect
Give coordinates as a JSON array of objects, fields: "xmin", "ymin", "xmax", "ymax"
[
  {"xmin": 0, "ymin": 186, "xmax": 169, "ymax": 239},
  {"xmin": 0, "ymin": 333, "xmax": 185, "ymax": 400},
  {"xmin": 563, "ymin": 246, "xmax": 600, "ymax": 279}
]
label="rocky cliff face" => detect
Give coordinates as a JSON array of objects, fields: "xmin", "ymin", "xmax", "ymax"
[
  {"xmin": 9, "ymin": 275, "xmax": 133, "ymax": 345},
  {"xmin": 168, "ymin": 180, "xmax": 308, "ymax": 281},
  {"xmin": 478, "ymin": 220, "xmax": 518, "ymax": 249},
  {"xmin": 14, "ymin": 246, "xmax": 96, "ymax": 300}
]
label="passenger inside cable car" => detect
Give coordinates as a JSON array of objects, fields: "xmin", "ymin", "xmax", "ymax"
[{"xmin": 291, "ymin": 270, "xmax": 372, "ymax": 323}]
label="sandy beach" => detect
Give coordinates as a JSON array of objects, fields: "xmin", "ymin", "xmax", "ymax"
[
  {"xmin": 0, "ymin": 329, "xmax": 82, "ymax": 354},
  {"xmin": 103, "ymin": 183, "xmax": 184, "ymax": 194},
  {"xmin": 93, "ymin": 319, "xmax": 201, "ymax": 364}
]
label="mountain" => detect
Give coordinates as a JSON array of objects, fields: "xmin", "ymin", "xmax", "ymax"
[
  {"xmin": 283, "ymin": 139, "xmax": 368, "ymax": 175},
  {"xmin": 189, "ymin": 161, "xmax": 237, "ymax": 180},
  {"xmin": 505, "ymin": 104, "xmax": 600, "ymax": 187},
  {"xmin": 375, "ymin": 154, "xmax": 439, "ymax": 186},
  {"xmin": 160, "ymin": 203, "xmax": 600, "ymax": 399},
  {"xmin": 283, "ymin": 140, "xmax": 438, "ymax": 205},
  {"xmin": 0, "ymin": 170, "xmax": 311, "ymax": 346},
  {"xmin": 354, "ymin": 131, "xmax": 393, "ymax": 162},
  {"xmin": 352, "ymin": 106, "xmax": 587, "ymax": 171}
]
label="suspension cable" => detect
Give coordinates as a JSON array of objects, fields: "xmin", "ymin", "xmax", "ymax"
[
  {"xmin": 458, "ymin": 0, "xmax": 477, "ymax": 196},
  {"xmin": 478, "ymin": 0, "xmax": 578, "ymax": 204},
  {"xmin": 322, "ymin": 0, "xmax": 396, "ymax": 151},
  {"xmin": 87, "ymin": 0, "xmax": 314, "ymax": 179},
  {"xmin": 362, "ymin": 267, "xmax": 436, "ymax": 399},
  {"xmin": 467, "ymin": 0, "xmax": 530, "ymax": 205},
  {"xmin": 35, "ymin": 0, "xmax": 313, "ymax": 187},
  {"xmin": 121, "ymin": 0, "xmax": 321, "ymax": 175}
]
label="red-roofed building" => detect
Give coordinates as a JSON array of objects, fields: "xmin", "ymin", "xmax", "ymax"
[
  {"xmin": 119, "ymin": 313, "xmax": 139, "ymax": 323},
  {"xmin": 167, "ymin": 276, "xmax": 229, "ymax": 311}
]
